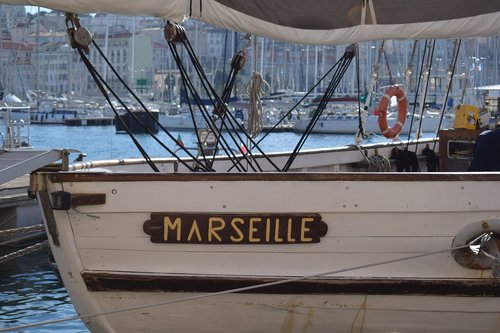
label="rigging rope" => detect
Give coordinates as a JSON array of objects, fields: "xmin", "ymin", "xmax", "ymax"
[
  {"xmin": 405, "ymin": 40, "xmax": 418, "ymax": 89},
  {"xmin": 246, "ymin": 71, "xmax": 269, "ymax": 137},
  {"xmin": 166, "ymin": 24, "xmax": 282, "ymax": 172},
  {"xmin": 77, "ymin": 48, "xmax": 160, "ymax": 172},
  {"xmin": 65, "ymin": 16, "xmax": 159, "ymax": 172},
  {"xmin": 66, "ymin": 15, "xmax": 212, "ymax": 173},
  {"xmin": 0, "ymin": 240, "xmax": 484, "ymax": 332},
  {"xmin": 282, "ymin": 44, "xmax": 356, "ymax": 172},
  {"xmin": 168, "ymin": 39, "xmax": 263, "ymax": 172},
  {"xmin": 405, "ymin": 39, "xmax": 429, "ymax": 149},
  {"xmin": 89, "ymin": 41, "xmax": 212, "ymax": 172},
  {"xmin": 432, "ymin": 39, "xmax": 462, "ymax": 152},
  {"xmin": 356, "ymin": 41, "xmax": 384, "ymax": 144},
  {"xmin": 0, "ymin": 224, "xmax": 45, "ymax": 237},
  {"xmin": 0, "ymin": 240, "xmax": 48, "ymax": 264},
  {"xmin": 403, "ymin": 39, "xmax": 436, "ymax": 171},
  {"xmin": 168, "ymin": 24, "xmax": 251, "ymax": 165},
  {"xmin": 226, "ymin": 55, "xmax": 352, "ymax": 173},
  {"xmin": 355, "ymin": 44, "xmax": 367, "ymax": 140},
  {"xmin": 414, "ymin": 40, "xmax": 436, "ymax": 140}
]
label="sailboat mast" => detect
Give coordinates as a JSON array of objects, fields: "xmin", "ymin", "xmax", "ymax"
[
  {"xmin": 305, "ymin": 46, "xmax": 309, "ymax": 93},
  {"xmin": 103, "ymin": 15, "xmax": 109, "ymax": 83},
  {"xmin": 270, "ymin": 40, "xmax": 274, "ymax": 93},
  {"xmin": 314, "ymin": 46, "xmax": 318, "ymax": 95},
  {"xmin": 131, "ymin": 16, "xmax": 135, "ymax": 91},
  {"xmin": 0, "ymin": 4, "xmax": 3, "ymax": 101},
  {"xmin": 260, "ymin": 37, "xmax": 264, "ymax": 77}
]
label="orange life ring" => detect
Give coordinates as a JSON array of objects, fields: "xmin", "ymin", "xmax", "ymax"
[{"xmin": 377, "ymin": 86, "xmax": 407, "ymax": 138}]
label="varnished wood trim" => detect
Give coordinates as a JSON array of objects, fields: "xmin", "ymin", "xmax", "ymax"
[
  {"xmin": 39, "ymin": 190, "xmax": 60, "ymax": 246},
  {"xmin": 48, "ymin": 171, "xmax": 500, "ymax": 183},
  {"xmin": 66, "ymin": 137, "xmax": 438, "ymax": 171},
  {"xmin": 71, "ymin": 193, "xmax": 106, "ymax": 207},
  {"xmin": 81, "ymin": 272, "xmax": 500, "ymax": 296}
]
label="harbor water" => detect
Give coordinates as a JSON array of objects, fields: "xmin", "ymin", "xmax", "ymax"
[
  {"xmin": 1, "ymin": 123, "xmax": 431, "ymax": 332},
  {"xmin": 25, "ymin": 124, "xmax": 398, "ymax": 161},
  {"xmin": 0, "ymin": 249, "xmax": 89, "ymax": 332}
]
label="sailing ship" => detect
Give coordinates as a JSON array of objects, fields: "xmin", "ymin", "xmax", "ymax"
[{"xmin": 2, "ymin": 1, "xmax": 500, "ymax": 332}]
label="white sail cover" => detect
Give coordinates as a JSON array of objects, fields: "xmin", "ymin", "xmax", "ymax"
[{"xmin": 3, "ymin": 0, "xmax": 500, "ymax": 44}]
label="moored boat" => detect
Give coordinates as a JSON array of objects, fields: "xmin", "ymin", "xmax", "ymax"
[
  {"xmin": 1, "ymin": 1, "xmax": 500, "ymax": 332},
  {"xmin": 294, "ymin": 111, "xmax": 455, "ymax": 134},
  {"xmin": 29, "ymin": 140, "xmax": 500, "ymax": 332}
]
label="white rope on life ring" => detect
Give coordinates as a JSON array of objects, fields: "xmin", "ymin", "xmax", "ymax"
[{"xmin": 377, "ymin": 86, "xmax": 407, "ymax": 139}]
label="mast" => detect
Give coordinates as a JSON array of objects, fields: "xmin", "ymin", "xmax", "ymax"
[
  {"xmin": 314, "ymin": 46, "xmax": 318, "ymax": 95},
  {"xmin": 321, "ymin": 46, "xmax": 325, "ymax": 93},
  {"xmin": 270, "ymin": 39, "xmax": 274, "ymax": 93},
  {"xmin": 0, "ymin": 4, "xmax": 3, "ymax": 101},
  {"xmin": 35, "ymin": 6, "xmax": 40, "ymax": 107},
  {"xmin": 103, "ymin": 14, "xmax": 109, "ymax": 83},
  {"xmin": 305, "ymin": 46, "xmax": 309, "ymax": 93},
  {"xmin": 131, "ymin": 16, "xmax": 135, "ymax": 91},
  {"xmin": 259, "ymin": 37, "xmax": 264, "ymax": 80}
]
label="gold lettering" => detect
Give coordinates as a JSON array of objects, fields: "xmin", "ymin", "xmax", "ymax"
[
  {"xmin": 300, "ymin": 217, "xmax": 313, "ymax": 242},
  {"xmin": 208, "ymin": 217, "xmax": 225, "ymax": 242},
  {"xmin": 265, "ymin": 218, "xmax": 271, "ymax": 242},
  {"xmin": 249, "ymin": 218, "xmax": 261, "ymax": 242},
  {"xmin": 164, "ymin": 217, "xmax": 181, "ymax": 241},
  {"xmin": 155, "ymin": 214, "xmax": 322, "ymax": 244},
  {"xmin": 287, "ymin": 218, "xmax": 296, "ymax": 242},
  {"xmin": 230, "ymin": 218, "xmax": 244, "ymax": 242},
  {"xmin": 274, "ymin": 218, "xmax": 284, "ymax": 242},
  {"xmin": 187, "ymin": 220, "xmax": 202, "ymax": 242}
]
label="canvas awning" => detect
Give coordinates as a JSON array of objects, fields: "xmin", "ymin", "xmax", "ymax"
[{"xmin": 2, "ymin": 0, "xmax": 500, "ymax": 44}]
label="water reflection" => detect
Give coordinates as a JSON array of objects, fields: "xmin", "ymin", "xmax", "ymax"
[{"xmin": 0, "ymin": 249, "xmax": 88, "ymax": 332}]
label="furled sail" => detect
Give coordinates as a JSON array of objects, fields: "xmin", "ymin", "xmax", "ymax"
[{"xmin": 3, "ymin": 0, "xmax": 500, "ymax": 44}]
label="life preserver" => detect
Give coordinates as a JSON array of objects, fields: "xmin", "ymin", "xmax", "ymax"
[{"xmin": 377, "ymin": 86, "xmax": 407, "ymax": 138}]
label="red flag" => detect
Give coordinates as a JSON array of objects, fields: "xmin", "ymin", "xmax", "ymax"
[{"xmin": 176, "ymin": 134, "xmax": 184, "ymax": 148}]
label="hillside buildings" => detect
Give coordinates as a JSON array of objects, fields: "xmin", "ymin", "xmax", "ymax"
[{"xmin": 0, "ymin": 5, "xmax": 499, "ymax": 105}]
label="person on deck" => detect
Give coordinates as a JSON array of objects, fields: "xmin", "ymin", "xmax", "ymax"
[{"xmin": 469, "ymin": 128, "xmax": 500, "ymax": 171}]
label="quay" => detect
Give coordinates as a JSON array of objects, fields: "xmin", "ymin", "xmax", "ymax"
[
  {"xmin": 65, "ymin": 117, "xmax": 115, "ymax": 126},
  {"xmin": 0, "ymin": 149, "xmax": 64, "ymax": 247}
]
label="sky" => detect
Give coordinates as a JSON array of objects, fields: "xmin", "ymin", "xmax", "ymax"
[{"xmin": 24, "ymin": 6, "xmax": 50, "ymax": 14}]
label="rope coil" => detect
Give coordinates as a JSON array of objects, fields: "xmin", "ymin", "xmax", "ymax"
[
  {"xmin": 367, "ymin": 154, "xmax": 391, "ymax": 172},
  {"xmin": 246, "ymin": 72, "xmax": 269, "ymax": 138}
]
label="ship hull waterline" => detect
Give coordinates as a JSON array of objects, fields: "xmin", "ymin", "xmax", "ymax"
[{"xmin": 35, "ymin": 170, "xmax": 500, "ymax": 333}]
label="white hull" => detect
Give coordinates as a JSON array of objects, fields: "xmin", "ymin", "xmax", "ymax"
[
  {"xmin": 32, "ymin": 139, "xmax": 500, "ymax": 333},
  {"xmin": 10, "ymin": 109, "xmax": 80, "ymax": 124},
  {"xmin": 159, "ymin": 111, "xmax": 246, "ymax": 131},
  {"xmin": 159, "ymin": 112, "xmax": 209, "ymax": 130},
  {"xmin": 69, "ymin": 292, "xmax": 500, "ymax": 333},
  {"xmin": 294, "ymin": 114, "xmax": 455, "ymax": 134}
]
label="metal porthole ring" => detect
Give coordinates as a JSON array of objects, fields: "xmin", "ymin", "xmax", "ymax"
[{"xmin": 451, "ymin": 219, "xmax": 500, "ymax": 270}]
